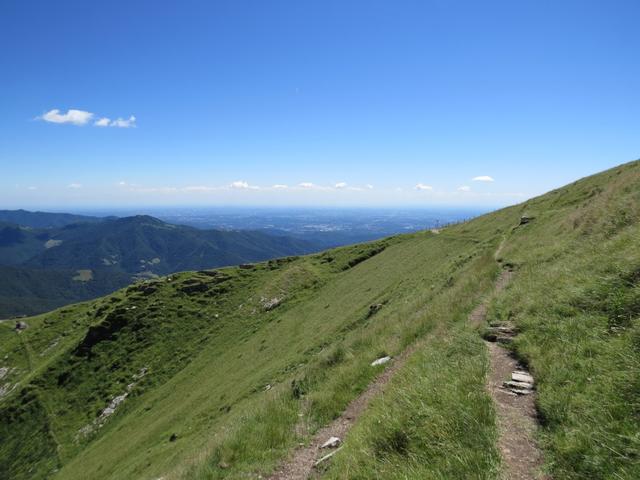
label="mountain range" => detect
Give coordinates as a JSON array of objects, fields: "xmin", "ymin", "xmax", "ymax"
[{"xmin": 0, "ymin": 214, "xmax": 316, "ymax": 318}]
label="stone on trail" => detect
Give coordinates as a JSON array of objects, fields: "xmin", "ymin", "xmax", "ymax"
[
  {"xmin": 503, "ymin": 380, "xmax": 533, "ymax": 390},
  {"xmin": 314, "ymin": 447, "xmax": 343, "ymax": 467},
  {"xmin": 321, "ymin": 436, "xmax": 341, "ymax": 449},
  {"xmin": 371, "ymin": 356, "xmax": 391, "ymax": 366},
  {"xmin": 512, "ymin": 372, "xmax": 534, "ymax": 384},
  {"xmin": 510, "ymin": 387, "xmax": 534, "ymax": 395}
]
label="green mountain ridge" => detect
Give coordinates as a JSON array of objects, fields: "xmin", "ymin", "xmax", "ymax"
[
  {"xmin": 0, "ymin": 215, "xmax": 317, "ymax": 318},
  {"xmin": 0, "ymin": 210, "xmax": 106, "ymax": 229},
  {"xmin": 1, "ymin": 160, "xmax": 639, "ymax": 479}
]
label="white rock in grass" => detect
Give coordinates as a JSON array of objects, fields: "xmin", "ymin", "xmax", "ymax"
[
  {"xmin": 321, "ymin": 436, "xmax": 341, "ymax": 448},
  {"xmin": 371, "ymin": 356, "xmax": 391, "ymax": 366}
]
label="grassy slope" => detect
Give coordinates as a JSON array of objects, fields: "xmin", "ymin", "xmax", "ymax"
[
  {"xmin": 322, "ymin": 160, "xmax": 640, "ymax": 480},
  {"xmin": 1, "ymin": 160, "xmax": 639, "ymax": 480}
]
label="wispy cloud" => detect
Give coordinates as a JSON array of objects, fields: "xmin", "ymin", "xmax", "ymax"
[
  {"xmin": 365, "ymin": 184, "xmax": 374, "ymax": 190},
  {"xmin": 38, "ymin": 108, "xmax": 136, "ymax": 128},
  {"xmin": 272, "ymin": 184, "xmax": 288, "ymax": 189},
  {"xmin": 457, "ymin": 185, "xmax": 471, "ymax": 192},
  {"xmin": 415, "ymin": 183, "xmax": 433, "ymax": 191},
  {"xmin": 95, "ymin": 115, "xmax": 136, "ymax": 128},
  {"xmin": 472, "ymin": 175, "xmax": 494, "ymax": 182},
  {"xmin": 39, "ymin": 109, "xmax": 93, "ymax": 125},
  {"xmin": 68, "ymin": 183, "xmax": 82, "ymax": 189},
  {"xmin": 27, "ymin": 186, "xmax": 38, "ymax": 190},
  {"xmin": 110, "ymin": 116, "xmax": 136, "ymax": 128},
  {"xmin": 334, "ymin": 182, "xmax": 348, "ymax": 189},
  {"xmin": 299, "ymin": 182, "xmax": 315, "ymax": 189}
]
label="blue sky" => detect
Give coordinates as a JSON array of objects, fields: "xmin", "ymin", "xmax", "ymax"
[{"xmin": 1, "ymin": 0, "xmax": 639, "ymax": 208}]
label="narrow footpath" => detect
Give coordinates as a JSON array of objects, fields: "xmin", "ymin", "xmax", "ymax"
[{"xmin": 472, "ymin": 264, "xmax": 545, "ymax": 479}]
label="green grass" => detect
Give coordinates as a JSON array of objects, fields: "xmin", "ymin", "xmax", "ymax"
[{"xmin": 1, "ymin": 160, "xmax": 640, "ymax": 479}]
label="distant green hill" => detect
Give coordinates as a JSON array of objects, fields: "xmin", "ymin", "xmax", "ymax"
[
  {"xmin": 0, "ymin": 215, "xmax": 317, "ymax": 318},
  {"xmin": 0, "ymin": 210, "xmax": 105, "ymax": 229},
  {"xmin": 0, "ymin": 161, "xmax": 639, "ymax": 480}
]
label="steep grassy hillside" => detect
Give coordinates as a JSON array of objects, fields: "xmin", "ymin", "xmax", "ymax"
[{"xmin": 1, "ymin": 161, "xmax": 639, "ymax": 480}]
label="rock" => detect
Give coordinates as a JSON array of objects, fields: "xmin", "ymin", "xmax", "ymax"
[
  {"xmin": 503, "ymin": 380, "xmax": 533, "ymax": 390},
  {"xmin": 495, "ymin": 335, "xmax": 513, "ymax": 344},
  {"xmin": 371, "ymin": 356, "xmax": 391, "ymax": 366},
  {"xmin": 314, "ymin": 447, "xmax": 343, "ymax": 467},
  {"xmin": 264, "ymin": 384, "xmax": 272, "ymax": 391},
  {"xmin": 367, "ymin": 304, "xmax": 383, "ymax": 317},
  {"xmin": 14, "ymin": 321, "xmax": 28, "ymax": 331},
  {"xmin": 512, "ymin": 372, "xmax": 534, "ymax": 384},
  {"xmin": 218, "ymin": 461, "xmax": 229, "ymax": 469},
  {"xmin": 321, "ymin": 436, "xmax": 341, "ymax": 449},
  {"xmin": 169, "ymin": 433, "xmax": 178, "ymax": 442},
  {"xmin": 239, "ymin": 263, "xmax": 255, "ymax": 270},
  {"xmin": 519, "ymin": 215, "xmax": 533, "ymax": 225},
  {"xmin": 198, "ymin": 269, "xmax": 223, "ymax": 277},
  {"xmin": 510, "ymin": 387, "xmax": 534, "ymax": 395},
  {"xmin": 493, "ymin": 325, "xmax": 516, "ymax": 334},
  {"xmin": 261, "ymin": 297, "xmax": 282, "ymax": 311},
  {"xmin": 179, "ymin": 280, "xmax": 210, "ymax": 295}
]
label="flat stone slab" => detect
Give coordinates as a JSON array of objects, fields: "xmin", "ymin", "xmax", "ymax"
[
  {"xmin": 503, "ymin": 380, "xmax": 534, "ymax": 390},
  {"xmin": 321, "ymin": 436, "xmax": 341, "ymax": 449},
  {"xmin": 371, "ymin": 356, "xmax": 391, "ymax": 366},
  {"xmin": 512, "ymin": 372, "xmax": 534, "ymax": 384}
]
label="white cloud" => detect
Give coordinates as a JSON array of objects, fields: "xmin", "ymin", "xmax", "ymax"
[
  {"xmin": 472, "ymin": 175, "xmax": 494, "ymax": 182},
  {"xmin": 272, "ymin": 184, "xmax": 288, "ymax": 189},
  {"xmin": 299, "ymin": 182, "xmax": 315, "ymax": 189},
  {"xmin": 415, "ymin": 183, "xmax": 433, "ymax": 191},
  {"xmin": 457, "ymin": 185, "xmax": 471, "ymax": 192},
  {"xmin": 334, "ymin": 182, "xmax": 348, "ymax": 189},
  {"xmin": 68, "ymin": 183, "xmax": 82, "ymax": 189},
  {"xmin": 229, "ymin": 180, "xmax": 259, "ymax": 190},
  {"xmin": 230, "ymin": 180, "xmax": 250, "ymax": 189},
  {"xmin": 110, "ymin": 115, "xmax": 136, "ymax": 128},
  {"xmin": 40, "ymin": 109, "xmax": 93, "ymax": 125},
  {"xmin": 117, "ymin": 181, "xmax": 127, "ymax": 186},
  {"xmin": 365, "ymin": 184, "xmax": 374, "ymax": 190},
  {"xmin": 38, "ymin": 109, "xmax": 136, "ymax": 128}
]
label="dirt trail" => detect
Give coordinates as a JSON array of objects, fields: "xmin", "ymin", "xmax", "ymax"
[
  {"xmin": 475, "ymin": 266, "xmax": 545, "ymax": 479},
  {"xmin": 487, "ymin": 342, "xmax": 544, "ymax": 479},
  {"xmin": 267, "ymin": 344, "xmax": 418, "ymax": 480}
]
